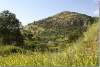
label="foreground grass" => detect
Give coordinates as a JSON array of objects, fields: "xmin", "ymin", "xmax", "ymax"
[
  {"xmin": 0, "ymin": 22, "xmax": 99, "ymax": 66},
  {"xmin": 0, "ymin": 51, "xmax": 98, "ymax": 66}
]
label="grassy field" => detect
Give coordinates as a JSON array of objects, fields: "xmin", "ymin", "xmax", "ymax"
[{"xmin": 0, "ymin": 22, "xmax": 99, "ymax": 66}]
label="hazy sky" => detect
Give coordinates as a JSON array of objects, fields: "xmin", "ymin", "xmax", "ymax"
[{"xmin": 0, "ymin": 0, "xmax": 99, "ymax": 25}]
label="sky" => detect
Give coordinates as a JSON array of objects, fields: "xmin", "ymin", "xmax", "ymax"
[{"xmin": 0, "ymin": 0, "xmax": 99, "ymax": 25}]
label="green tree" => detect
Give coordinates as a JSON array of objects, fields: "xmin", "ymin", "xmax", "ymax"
[{"xmin": 0, "ymin": 10, "xmax": 24, "ymax": 45}]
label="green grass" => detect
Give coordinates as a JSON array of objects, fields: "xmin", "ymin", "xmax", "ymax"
[{"xmin": 0, "ymin": 22, "xmax": 99, "ymax": 66}]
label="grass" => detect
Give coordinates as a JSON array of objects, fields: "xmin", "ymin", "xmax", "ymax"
[{"xmin": 0, "ymin": 22, "xmax": 99, "ymax": 66}]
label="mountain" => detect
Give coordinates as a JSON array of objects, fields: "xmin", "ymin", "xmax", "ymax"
[{"xmin": 23, "ymin": 11, "xmax": 96, "ymax": 51}]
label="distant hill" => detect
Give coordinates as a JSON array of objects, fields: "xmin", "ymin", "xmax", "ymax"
[{"xmin": 23, "ymin": 11, "xmax": 96, "ymax": 51}]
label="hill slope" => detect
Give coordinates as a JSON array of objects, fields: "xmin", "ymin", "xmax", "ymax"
[{"xmin": 23, "ymin": 11, "xmax": 95, "ymax": 51}]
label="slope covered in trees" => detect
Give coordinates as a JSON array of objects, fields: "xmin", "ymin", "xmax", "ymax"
[{"xmin": 23, "ymin": 11, "xmax": 96, "ymax": 51}]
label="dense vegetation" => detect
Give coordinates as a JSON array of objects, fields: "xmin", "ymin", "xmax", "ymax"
[
  {"xmin": 23, "ymin": 11, "xmax": 96, "ymax": 51},
  {"xmin": 0, "ymin": 10, "xmax": 24, "ymax": 45},
  {"xmin": 0, "ymin": 10, "xmax": 99, "ymax": 66}
]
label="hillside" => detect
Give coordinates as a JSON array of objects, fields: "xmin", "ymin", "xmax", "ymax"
[{"xmin": 23, "ymin": 11, "xmax": 96, "ymax": 51}]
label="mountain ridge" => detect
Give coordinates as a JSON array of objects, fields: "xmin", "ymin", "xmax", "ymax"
[{"xmin": 27, "ymin": 11, "xmax": 94, "ymax": 26}]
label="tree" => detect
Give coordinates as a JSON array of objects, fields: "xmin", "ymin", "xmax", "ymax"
[{"xmin": 0, "ymin": 10, "xmax": 24, "ymax": 45}]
